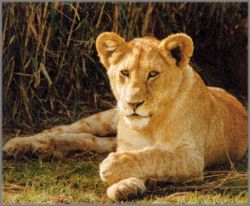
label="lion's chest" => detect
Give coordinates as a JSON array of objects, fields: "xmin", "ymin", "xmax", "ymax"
[{"xmin": 116, "ymin": 131, "xmax": 153, "ymax": 152}]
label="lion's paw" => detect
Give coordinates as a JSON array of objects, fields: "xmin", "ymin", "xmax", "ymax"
[
  {"xmin": 100, "ymin": 152, "xmax": 141, "ymax": 184},
  {"xmin": 3, "ymin": 137, "xmax": 33, "ymax": 159},
  {"xmin": 3, "ymin": 136, "xmax": 56, "ymax": 160},
  {"xmin": 107, "ymin": 177, "xmax": 146, "ymax": 202}
]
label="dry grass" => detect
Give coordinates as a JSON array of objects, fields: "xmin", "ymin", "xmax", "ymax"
[{"xmin": 2, "ymin": 2, "xmax": 247, "ymax": 133}]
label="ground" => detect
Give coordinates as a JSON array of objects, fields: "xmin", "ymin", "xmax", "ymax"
[{"xmin": 2, "ymin": 135, "xmax": 248, "ymax": 204}]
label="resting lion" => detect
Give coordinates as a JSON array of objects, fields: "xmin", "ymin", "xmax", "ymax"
[{"xmin": 3, "ymin": 32, "xmax": 247, "ymax": 201}]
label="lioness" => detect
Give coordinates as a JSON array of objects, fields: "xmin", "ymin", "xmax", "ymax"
[{"xmin": 3, "ymin": 32, "xmax": 247, "ymax": 201}]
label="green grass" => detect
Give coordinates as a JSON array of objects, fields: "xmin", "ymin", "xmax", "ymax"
[
  {"xmin": 3, "ymin": 153, "xmax": 110, "ymax": 204},
  {"xmin": 137, "ymin": 192, "xmax": 248, "ymax": 204},
  {"xmin": 2, "ymin": 152, "xmax": 248, "ymax": 204}
]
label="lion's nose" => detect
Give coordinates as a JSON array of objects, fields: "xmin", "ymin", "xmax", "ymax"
[{"xmin": 127, "ymin": 100, "xmax": 145, "ymax": 110}]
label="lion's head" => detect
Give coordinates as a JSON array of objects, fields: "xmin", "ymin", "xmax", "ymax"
[{"xmin": 96, "ymin": 32, "xmax": 194, "ymax": 129}]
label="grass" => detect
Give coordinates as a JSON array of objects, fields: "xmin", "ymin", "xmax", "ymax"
[
  {"xmin": 137, "ymin": 192, "xmax": 248, "ymax": 204},
  {"xmin": 2, "ymin": 148, "xmax": 248, "ymax": 204},
  {"xmin": 3, "ymin": 152, "xmax": 110, "ymax": 204}
]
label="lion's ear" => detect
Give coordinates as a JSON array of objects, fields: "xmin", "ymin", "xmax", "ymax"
[
  {"xmin": 159, "ymin": 33, "xmax": 194, "ymax": 68},
  {"xmin": 96, "ymin": 32, "xmax": 125, "ymax": 69}
]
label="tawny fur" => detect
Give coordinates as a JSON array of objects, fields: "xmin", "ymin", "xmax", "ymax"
[{"xmin": 3, "ymin": 32, "xmax": 247, "ymax": 202}]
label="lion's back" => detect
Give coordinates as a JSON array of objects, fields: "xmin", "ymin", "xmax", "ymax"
[
  {"xmin": 208, "ymin": 87, "xmax": 246, "ymax": 115},
  {"xmin": 207, "ymin": 86, "xmax": 247, "ymax": 164}
]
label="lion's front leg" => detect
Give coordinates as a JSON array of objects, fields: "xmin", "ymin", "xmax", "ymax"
[
  {"xmin": 3, "ymin": 108, "xmax": 118, "ymax": 159},
  {"xmin": 3, "ymin": 133, "xmax": 116, "ymax": 160},
  {"xmin": 100, "ymin": 146, "xmax": 204, "ymax": 201}
]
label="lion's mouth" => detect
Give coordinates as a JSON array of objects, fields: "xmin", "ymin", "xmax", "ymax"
[{"xmin": 127, "ymin": 113, "xmax": 150, "ymax": 118}]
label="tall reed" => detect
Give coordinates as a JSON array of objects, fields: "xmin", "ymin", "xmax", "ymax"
[{"xmin": 2, "ymin": 2, "xmax": 247, "ymax": 132}]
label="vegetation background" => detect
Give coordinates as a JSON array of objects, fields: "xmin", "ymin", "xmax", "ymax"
[
  {"xmin": 2, "ymin": 2, "xmax": 248, "ymax": 204},
  {"xmin": 3, "ymin": 2, "xmax": 247, "ymax": 133}
]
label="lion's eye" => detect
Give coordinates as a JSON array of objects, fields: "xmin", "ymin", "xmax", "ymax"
[
  {"xmin": 120, "ymin": 70, "xmax": 129, "ymax": 77},
  {"xmin": 148, "ymin": 71, "xmax": 159, "ymax": 79}
]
